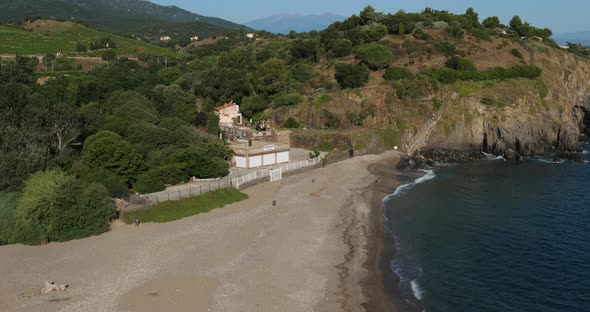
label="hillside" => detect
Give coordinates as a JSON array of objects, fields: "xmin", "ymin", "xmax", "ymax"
[
  {"xmin": 0, "ymin": 20, "xmax": 175, "ymax": 55},
  {"xmin": 132, "ymin": 21, "xmax": 240, "ymax": 45},
  {"xmin": 0, "ymin": 0, "xmax": 247, "ymax": 34}
]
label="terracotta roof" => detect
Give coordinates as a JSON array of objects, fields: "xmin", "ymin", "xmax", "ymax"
[{"xmin": 214, "ymin": 101, "xmax": 237, "ymax": 111}]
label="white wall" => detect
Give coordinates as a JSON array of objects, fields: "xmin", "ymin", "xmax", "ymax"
[
  {"xmin": 235, "ymin": 156, "xmax": 247, "ymax": 168},
  {"xmin": 263, "ymin": 153, "xmax": 276, "ymax": 166},
  {"xmin": 277, "ymin": 151, "xmax": 289, "ymax": 164},
  {"xmin": 249, "ymin": 155, "xmax": 262, "ymax": 168}
]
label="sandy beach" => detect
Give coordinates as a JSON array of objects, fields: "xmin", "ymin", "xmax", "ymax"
[{"xmin": 0, "ymin": 151, "xmax": 402, "ymax": 312}]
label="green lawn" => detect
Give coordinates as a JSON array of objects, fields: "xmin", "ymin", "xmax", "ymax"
[
  {"xmin": 0, "ymin": 22, "xmax": 175, "ymax": 56},
  {"xmin": 122, "ymin": 188, "xmax": 248, "ymax": 224}
]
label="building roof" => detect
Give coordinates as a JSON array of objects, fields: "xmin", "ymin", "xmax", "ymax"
[{"xmin": 214, "ymin": 101, "xmax": 238, "ymax": 111}]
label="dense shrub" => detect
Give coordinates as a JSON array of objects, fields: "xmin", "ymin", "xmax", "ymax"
[
  {"xmin": 364, "ymin": 23, "xmax": 388, "ymax": 42},
  {"xmin": 436, "ymin": 41, "xmax": 457, "ymax": 57},
  {"xmin": 511, "ymin": 48, "xmax": 524, "ymax": 60},
  {"xmin": 10, "ymin": 169, "xmax": 115, "ymax": 244},
  {"xmin": 135, "ymin": 170, "xmax": 166, "ymax": 194},
  {"xmin": 445, "ymin": 56, "xmax": 476, "ymax": 71},
  {"xmin": 383, "ymin": 67, "xmax": 414, "ymax": 81},
  {"xmin": 273, "ymin": 93, "xmax": 304, "ymax": 107},
  {"xmin": 355, "ymin": 43, "xmax": 393, "ymax": 70},
  {"xmin": 328, "ymin": 39, "xmax": 353, "ymax": 57},
  {"xmin": 334, "ymin": 63, "xmax": 369, "ymax": 89},
  {"xmin": 283, "ymin": 117, "xmax": 300, "ymax": 129},
  {"xmin": 468, "ymin": 28, "xmax": 491, "ymax": 41},
  {"xmin": 413, "ymin": 28, "xmax": 432, "ymax": 41},
  {"xmin": 427, "ymin": 65, "xmax": 542, "ymax": 84},
  {"xmin": 50, "ymin": 183, "xmax": 115, "ymax": 242},
  {"xmin": 79, "ymin": 166, "xmax": 128, "ymax": 198}
]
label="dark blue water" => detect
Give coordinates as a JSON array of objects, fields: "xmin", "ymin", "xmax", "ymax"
[{"xmin": 384, "ymin": 141, "xmax": 590, "ymax": 312}]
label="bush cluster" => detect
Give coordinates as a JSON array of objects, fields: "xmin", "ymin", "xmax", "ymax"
[
  {"xmin": 427, "ymin": 65, "xmax": 542, "ymax": 84},
  {"xmin": 383, "ymin": 67, "xmax": 414, "ymax": 81}
]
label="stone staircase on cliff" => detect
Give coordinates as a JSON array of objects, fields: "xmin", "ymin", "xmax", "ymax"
[{"xmin": 404, "ymin": 100, "xmax": 446, "ymax": 155}]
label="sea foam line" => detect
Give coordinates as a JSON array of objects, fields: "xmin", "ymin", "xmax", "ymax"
[
  {"xmin": 411, "ymin": 279, "xmax": 424, "ymax": 301},
  {"xmin": 384, "ymin": 169, "xmax": 436, "ymax": 201}
]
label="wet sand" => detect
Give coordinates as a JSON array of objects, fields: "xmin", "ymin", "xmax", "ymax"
[{"xmin": 0, "ymin": 151, "xmax": 403, "ymax": 312}]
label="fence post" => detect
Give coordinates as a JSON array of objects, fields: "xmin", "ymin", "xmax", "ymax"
[
  {"xmin": 218, "ymin": 180, "xmax": 221, "ymax": 189},
  {"xmin": 190, "ymin": 188, "xmax": 192, "ymax": 196},
  {"xmin": 178, "ymin": 191, "xmax": 181, "ymax": 200},
  {"xmin": 200, "ymin": 185, "xmax": 202, "ymax": 195},
  {"xmin": 167, "ymin": 192, "xmax": 170, "ymax": 201}
]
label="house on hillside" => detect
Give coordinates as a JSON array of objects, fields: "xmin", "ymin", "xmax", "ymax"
[
  {"xmin": 214, "ymin": 101, "xmax": 242, "ymax": 125},
  {"xmin": 246, "ymin": 33, "xmax": 255, "ymax": 39},
  {"xmin": 190, "ymin": 36, "xmax": 199, "ymax": 41},
  {"xmin": 160, "ymin": 36, "xmax": 171, "ymax": 41}
]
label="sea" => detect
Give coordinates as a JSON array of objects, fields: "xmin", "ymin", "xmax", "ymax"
[{"xmin": 384, "ymin": 139, "xmax": 590, "ymax": 312}]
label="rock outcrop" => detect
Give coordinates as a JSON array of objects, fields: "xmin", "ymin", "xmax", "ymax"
[{"xmin": 419, "ymin": 47, "xmax": 590, "ymax": 161}]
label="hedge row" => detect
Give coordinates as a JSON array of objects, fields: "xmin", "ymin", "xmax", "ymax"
[{"xmin": 427, "ymin": 65, "xmax": 542, "ymax": 84}]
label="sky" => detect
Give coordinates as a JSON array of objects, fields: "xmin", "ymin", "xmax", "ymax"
[{"xmin": 151, "ymin": 0, "xmax": 589, "ymax": 34}]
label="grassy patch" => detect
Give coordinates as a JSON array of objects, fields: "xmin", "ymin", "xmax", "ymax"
[
  {"xmin": 0, "ymin": 22, "xmax": 174, "ymax": 56},
  {"xmin": 122, "ymin": 188, "xmax": 248, "ymax": 224},
  {"xmin": 454, "ymin": 81, "xmax": 480, "ymax": 97}
]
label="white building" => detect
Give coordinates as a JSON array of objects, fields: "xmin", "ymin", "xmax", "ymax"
[
  {"xmin": 190, "ymin": 36, "xmax": 199, "ymax": 41},
  {"xmin": 160, "ymin": 36, "xmax": 171, "ymax": 41},
  {"xmin": 214, "ymin": 101, "xmax": 242, "ymax": 125},
  {"xmin": 231, "ymin": 141, "xmax": 290, "ymax": 169},
  {"xmin": 246, "ymin": 33, "xmax": 255, "ymax": 39}
]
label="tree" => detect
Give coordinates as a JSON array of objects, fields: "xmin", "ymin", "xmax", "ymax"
[
  {"xmin": 255, "ymin": 58, "xmax": 287, "ymax": 97},
  {"xmin": 290, "ymin": 39, "xmax": 320, "ymax": 62},
  {"xmin": 355, "ymin": 43, "xmax": 393, "ymax": 70},
  {"xmin": 81, "ymin": 131, "xmax": 145, "ymax": 185},
  {"xmin": 102, "ymin": 50, "xmax": 116, "ymax": 62},
  {"xmin": 334, "ymin": 63, "xmax": 369, "ymax": 89},
  {"xmin": 482, "ymin": 16, "xmax": 501, "ymax": 29},
  {"xmin": 446, "ymin": 21, "xmax": 465, "ymax": 39},
  {"xmin": 360, "ymin": 5, "xmax": 379, "ymax": 25},
  {"xmin": 510, "ymin": 16, "xmax": 524, "ymax": 34},
  {"xmin": 364, "ymin": 23, "xmax": 388, "ymax": 42},
  {"xmin": 273, "ymin": 93, "xmax": 304, "ymax": 107},
  {"xmin": 241, "ymin": 95, "xmax": 268, "ymax": 119},
  {"xmin": 134, "ymin": 170, "xmax": 166, "ymax": 194},
  {"xmin": 194, "ymin": 112, "xmax": 208, "ymax": 128},
  {"xmin": 464, "ymin": 8, "xmax": 480, "ymax": 28},
  {"xmin": 76, "ymin": 42, "xmax": 87, "ymax": 53},
  {"xmin": 157, "ymin": 67, "xmax": 182, "ymax": 84},
  {"xmin": 207, "ymin": 112, "xmax": 220, "ymax": 135}
]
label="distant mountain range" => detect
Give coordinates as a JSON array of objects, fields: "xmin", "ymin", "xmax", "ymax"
[
  {"xmin": 0, "ymin": 0, "xmax": 248, "ymax": 34},
  {"xmin": 552, "ymin": 31, "xmax": 590, "ymax": 46},
  {"xmin": 245, "ymin": 13, "xmax": 345, "ymax": 34}
]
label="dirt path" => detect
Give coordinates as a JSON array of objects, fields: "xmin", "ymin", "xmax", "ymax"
[{"xmin": 0, "ymin": 152, "xmax": 401, "ymax": 312}]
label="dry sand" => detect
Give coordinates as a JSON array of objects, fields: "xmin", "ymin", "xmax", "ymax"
[{"xmin": 0, "ymin": 151, "xmax": 402, "ymax": 312}]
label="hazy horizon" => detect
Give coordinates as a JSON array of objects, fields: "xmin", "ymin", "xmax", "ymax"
[{"xmin": 151, "ymin": 0, "xmax": 589, "ymax": 34}]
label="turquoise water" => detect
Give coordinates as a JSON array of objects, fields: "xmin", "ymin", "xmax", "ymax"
[{"xmin": 385, "ymin": 141, "xmax": 590, "ymax": 312}]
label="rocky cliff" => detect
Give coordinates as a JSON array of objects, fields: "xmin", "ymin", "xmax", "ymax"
[{"xmin": 420, "ymin": 45, "xmax": 590, "ymax": 160}]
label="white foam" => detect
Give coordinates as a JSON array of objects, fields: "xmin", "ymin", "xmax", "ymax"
[
  {"xmin": 384, "ymin": 169, "xmax": 436, "ymax": 201},
  {"xmin": 411, "ymin": 279, "xmax": 424, "ymax": 301},
  {"xmin": 535, "ymin": 158, "xmax": 565, "ymax": 164},
  {"xmin": 581, "ymin": 150, "xmax": 589, "ymax": 155}
]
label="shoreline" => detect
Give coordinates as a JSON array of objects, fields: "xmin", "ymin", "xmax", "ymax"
[
  {"xmin": 361, "ymin": 159, "xmax": 420, "ymax": 312},
  {"xmin": 0, "ymin": 151, "xmax": 404, "ymax": 312}
]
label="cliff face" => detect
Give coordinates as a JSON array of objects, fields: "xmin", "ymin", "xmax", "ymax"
[{"xmin": 421, "ymin": 47, "xmax": 590, "ymax": 159}]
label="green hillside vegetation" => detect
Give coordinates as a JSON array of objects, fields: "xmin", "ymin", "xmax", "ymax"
[
  {"xmin": 130, "ymin": 21, "xmax": 242, "ymax": 47},
  {"xmin": 0, "ymin": 20, "xmax": 175, "ymax": 55},
  {"xmin": 0, "ymin": 0, "xmax": 247, "ymax": 34},
  {"xmin": 0, "ymin": 6, "xmax": 576, "ymax": 245}
]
